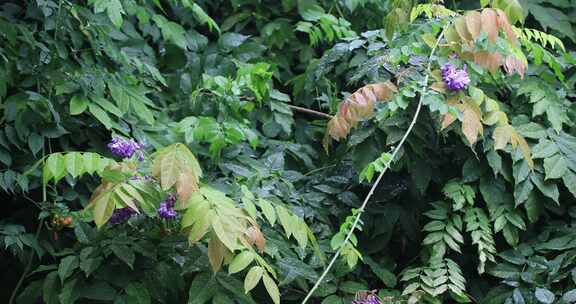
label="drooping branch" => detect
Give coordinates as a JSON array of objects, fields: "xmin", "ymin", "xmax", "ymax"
[
  {"xmin": 300, "ymin": 25, "xmax": 449, "ymax": 304},
  {"xmin": 288, "ymin": 105, "xmax": 333, "ymax": 119}
]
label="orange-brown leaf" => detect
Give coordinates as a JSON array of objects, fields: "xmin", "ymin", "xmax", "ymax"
[
  {"xmin": 441, "ymin": 113, "xmax": 457, "ymax": 130},
  {"xmin": 458, "ymin": 100, "xmax": 483, "ymax": 145},
  {"xmin": 431, "ymin": 81, "xmax": 447, "ymax": 93},
  {"xmin": 504, "ymin": 55, "xmax": 525, "ymax": 78},
  {"xmin": 510, "ymin": 129, "xmax": 534, "ymax": 168},
  {"xmin": 246, "ymin": 226, "xmax": 266, "ymax": 253},
  {"xmin": 496, "ymin": 9, "xmax": 518, "ymax": 44},
  {"xmin": 465, "ymin": 11, "xmax": 482, "ymax": 40},
  {"xmin": 474, "ymin": 51, "xmax": 502, "ymax": 73},
  {"xmin": 176, "ymin": 170, "xmax": 198, "ymax": 209},
  {"xmin": 325, "ymin": 81, "xmax": 398, "ymax": 143},
  {"xmin": 481, "ymin": 9, "xmax": 499, "ymax": 43}
]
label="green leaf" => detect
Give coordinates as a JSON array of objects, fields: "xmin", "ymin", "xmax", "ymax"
[
  {"xmin": 111, "ymin": 244, "xmax": 135, "ymax": 269},
  {"xmin": 527, "ymin": 4, "xmax": 575, "ymax": 41},
  {"xmin": 65, "ymin": 152, "xmax": 84, "ymax": 178},
  {"xmin": 244, "ymin": 266, "xmax": 264, "ymax": 293},
  {"xmin": 562, "ymin": 170, "xmax": 576, "ymax": 198},
  {"xmin": 493, "ymin": 0, "xmax": 523, "ymax": 24},
  {"xmin": 88, "ymin": 103, "xmax": 113, "ymax": 130},
  {"xmin": 262, "ymin": 274, "xmax": 280, "ymax": 304},
  {"xmin": 534, "ymin": 288, "xmax": 555, "ymax": 304},
  {"xmin": 530, "ymin": 173, "xmax": 559, "ymax": 203},
  {"xmin": 153, "ymin": 14, "xmax": 187, "ymax": 49},
  {"xmin": 43, "ymin": 272, "xmax": 60, "ymax": 304},
  {"xmin": 562, "ymin": 290, "xmax": 576, "ymax": 303},
  {"xmin": 46, "ymin": 153, "xmax": 66, "ymax": 183},
  {"xmin": 229, "ymin": 251, "xmax": 255, "ymax": 274},
  {"xmin": 92, "ymin": 0, "xmax": 124, "ymax": 28},
  {"xmin": 125, "ymin": 282, "xmax": 151, "ymax": 304},
  {"xmin": 258, "ymin": 198, "xmax": 276, "ymax": 226},
  {"xmin": 543, "ymin": 154, "xmax": 568, "ymax": 180},
  {"xmin": 58, "ymin": 256, "xmax": 79, "ymax": 284},
  {"xmin": 70, "ymin": 95, "xmax": 89, "ymax": 115},
  {"xmin": 92, "ymin": 191, "xmax": 115, "ymax": 228},
  {"xmin": 187, "ymin": 273, "xmax": 218, "ymax": 304},
  {"xmin": 0, "ymin": 148, "xmax": 12, "ymax": 166},
  {"xmin": 364, "ymin": 256, "xmax": 396, "ymax": 288},
  {"xmin": 28, "ymin": 133, "xmax": 43, "ymax": 156}
]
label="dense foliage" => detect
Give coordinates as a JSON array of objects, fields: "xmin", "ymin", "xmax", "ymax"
[{"xmin": 1, "ymin": 0, "xmax": 575, "ymax": 303}]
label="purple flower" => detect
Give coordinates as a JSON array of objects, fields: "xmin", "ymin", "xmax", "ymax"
[
  {"xmin": 158, "ymin": 193, "xmax": 177, "ymax": 219},
  {"xmin": 107, "ymin": 136, "xmax": 144, "ymax": 160},
  {"xmin": 441, "ymin": 63, "xmax": 470, "ymax": 91},
  {"xmin": 109, "ymin": 207, "xmax": 136, "ymax": 225}
]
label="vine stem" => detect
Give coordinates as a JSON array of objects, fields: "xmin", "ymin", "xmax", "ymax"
[{"xmin": 300, "ymin": 25, "xmax": 448, "ymax": 304}]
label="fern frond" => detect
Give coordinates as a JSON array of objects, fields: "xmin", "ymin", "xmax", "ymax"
[
  {"xmin": 513, "ymin": 27, "xmax": 565, "ymax": 52},
  {"xmin": 464, "ymin": 208, "xmax": 496, "ymax": 273},
  {"xmin": 410, "ymin": 4, "xmax": 456, "ymax": 22}
]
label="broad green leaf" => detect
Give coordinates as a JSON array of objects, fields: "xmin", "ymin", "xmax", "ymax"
[
  {"xmin": 244, "ymin": 266, "xmax": 264, "ymax": 293},
  {"xmin": 46, "ymin": 153, "xmax": 66, "ymax": 183},
  {"xmin": 543, "ymin": 154, "xmax": 567, "ymax": 180},
  {"xmin": 534, "ymin": 288, "xmax": 555, "ymax": 304},
  {"xmin": 91, "ymin": 0, "xmax": 124, "ymax": 28},
  {"xmin": 125, "ymin": 282, "xmax": 151, "ymax": 304},
  {"xmin": 212, "ymin": 217, "xmax": 238, "ymax": 251},
  {"xmin": 88, "ymin": 103, "xmax": 113, "ymax": 130},
  {"xmin": 110, "ymin": 244, "xmax": 135, "ymax": 268},
  {"xmin": 262, "ymin": 274, "xmax": 280, "ymax": 304},
  {"xmin": 258, "ymin": 198, "xmax": 276, "ymax": 226},
  {"xmin": 562, "ymin": 170, "xmax": 576, "ymax": 198},
  {"xmin": 493, "ymin": 0, "xmax": 523, "ymax": 24},
  {"xmin": 28, "ymin": 133, "xmax": 43, "ymax": 156},
  {"xmin": 228, "ymin": 251, "xmax": 255, "ymax": 274},
  {"xmin": 530, "ymin": 173, "xmax": 559, "ymax": 203},
  {"xmin": 187, "ymin": 273, "xmax": 218, "ymax": 304},
  {"xmin": 70, "ymin": 95, "xmax": 88, "ymax": 115},
  {"xmin": 58, "ymin": 256, "xmax": 79, "ymax": 284},
  {"xmin": 65, "ymin": 152, "xmax": 84, "ymax": 178},
  {"xmin": 153, "ymin": 14, "xmax": 187, "ymax": 49},
  {"xmin": 43, "ymin": 272, "xmax": 60, "ymax": 304}
]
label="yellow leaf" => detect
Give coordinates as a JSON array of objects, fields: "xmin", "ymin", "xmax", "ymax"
[
  {"xmin": 465, "ymin": 11, "xmax": 482, "ymax": 40},
  {"xmin": 160, "ymin": 148, "xmax": 179, "ymax": 190},
  {"xmin": 459, "ymin": 99, "xmax": 483, "ymax": 145},
  {"xmin": 208, "ymin": 235, "xmax": 225, "ymax": 273},
  {"xmin": 493, "ymin": 124, "xmax": 513, "ymax": 150},
  {"xmin": 93, "ymin": 191, "xmax": 115, "ymax": 228}
]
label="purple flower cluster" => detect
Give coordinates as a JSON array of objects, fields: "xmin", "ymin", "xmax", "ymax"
[
  {"xmin": 158, "ymin": 193, "xmax": 177, "ymax": 219},
  {"xmin": 441, "ymin": 63, "xmax": 470, "ymax": 91},
  {"xmin": 352, "ymin": 295, "xmax": 381, "ymax": 304},
  {"xmin": 109, "ymin": 207, "xmax": 137, "ymax": 225},
  {"xmin": 107, "ymin": 136, "xmax": 144, "ymax": 160}
]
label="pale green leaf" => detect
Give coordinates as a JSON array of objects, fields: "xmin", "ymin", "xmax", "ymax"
[{"xmin": 244, "ymin": 266, "xmax": 264, "ymax": 293}]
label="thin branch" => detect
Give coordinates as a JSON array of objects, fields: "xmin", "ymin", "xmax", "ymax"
[
  {"xmin": 288, "ymin": 105, "xmax": 333, "ymax": 119},
  {"xmin": 300, "ymin": 25, "xmax": 448, "ymax": 304}
]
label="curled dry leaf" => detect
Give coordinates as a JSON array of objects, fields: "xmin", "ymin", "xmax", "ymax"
[
  {"xmin": 504, "ymin": 55, "xmax": 525, "ymax": 78},
  {"xmin": 245, "ymin": 225, "xmax": 266, "ymax": 253},
  {"xmin": 324, "ymin": 81, "xmax": 397, "ymax": 149}
]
